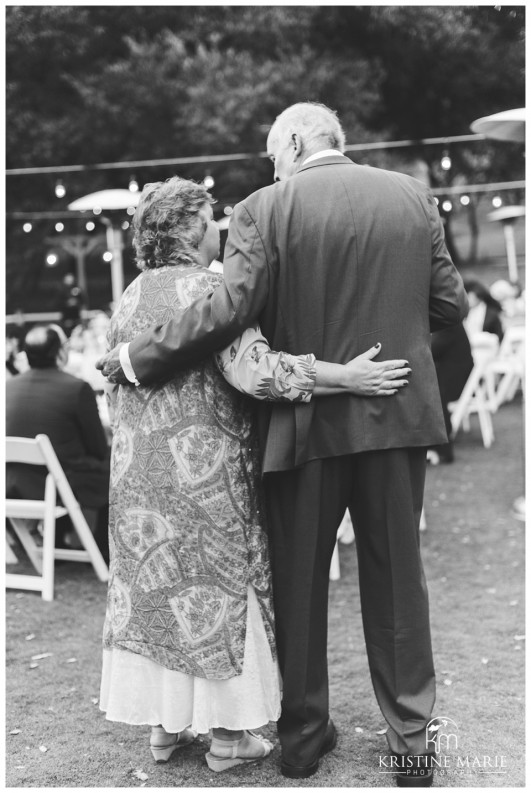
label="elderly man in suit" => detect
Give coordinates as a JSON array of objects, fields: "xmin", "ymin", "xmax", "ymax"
[
  {"xmin": 6, "ymin": 324, "xmax": 110, "ymax": 560},
  {"xmin": 97, "ymin": 102, "xmax": 467, "ymax": 786}
]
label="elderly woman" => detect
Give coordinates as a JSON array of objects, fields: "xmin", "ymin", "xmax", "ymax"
[{"xmin": 99, "ymin": 176, "xmax": 409, "ymax": 771}]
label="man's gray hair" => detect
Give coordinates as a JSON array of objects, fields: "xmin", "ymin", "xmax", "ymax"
[{"xmin": 272, "ymin": 102, "xmax": 346, "ymax": 152}]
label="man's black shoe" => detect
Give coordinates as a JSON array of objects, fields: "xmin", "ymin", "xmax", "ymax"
[
  {"xmin": 281, "ymin": 720, "xmax": 337, "ymax": 779},
  {"xmin": 392, "ymin": 752, "xmax": 435, "ymax": 788}
]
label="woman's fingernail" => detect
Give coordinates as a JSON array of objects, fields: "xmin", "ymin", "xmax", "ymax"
[{"xmin": 375, "ymin": 342, "xmax": 381, "ymax": 348}]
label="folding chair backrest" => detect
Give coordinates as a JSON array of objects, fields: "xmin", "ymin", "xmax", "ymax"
[
  {"xmin": 470, "ymin": 332, "xmax": 499, "ymax": 367},
  {"xmin": 33, "ymin": 434, "xmax": 87, "ymax": 520},
  {"xmin": 498, "ymin": 325, "xmax": 525, "ymax": 358},
  {"xmin": 450, "ymin": 333, "xmax": 499, "ymax": 448},
  {"xmin": 5, "ymin": 435, "xmax": 109, "ymax": 594},
  {"xmin": 6, "ymin": 436, "xmax": 48, "ymax": 466},
  {"xmin": 6, "ymin": 435, "xmax": 90, "ymax": 522}
]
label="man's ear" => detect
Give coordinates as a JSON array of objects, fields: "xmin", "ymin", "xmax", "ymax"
[
  {"xmin": 291, "ymin": 133, "xmax": 304, "ymax": 162},
  {"xmin": 57, "ymin": 345, "xmax": 69, "ymax": 369}
]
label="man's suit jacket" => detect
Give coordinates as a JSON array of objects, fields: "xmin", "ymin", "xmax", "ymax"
[
  {"xmin": 6, "ymin": 367, "xmax": 110, "ymax": 507},
  {"xmin": 129, "ymin": 156, "xmax": 468, "ymax": 472},
  {"xmin": 431, "ymin": 323, "xmax": 474, "ymax": 405}
]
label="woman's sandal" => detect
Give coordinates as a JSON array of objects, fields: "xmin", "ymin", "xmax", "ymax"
[
  {"xmin": 150, "ymin": 726, "xmax": 197, "ymax": 763},
  {"xmin": 205, "ymin": 729, "xmax": 274, "ymax": 772}
]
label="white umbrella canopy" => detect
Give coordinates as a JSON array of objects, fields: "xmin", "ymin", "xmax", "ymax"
[
  {"xmin": 68, "ymin": 189, "xmax": 140, "ymax": 212},
  {"xmin": 67, "ymin": 190, "xmax": 140, "ymax": 303},
  {"xmin": 487, "ymin": 205, "xmax": 525, "ymax": 224},
  {"xmin": 470, "ymin": 108, "xmax": 525, "ymax": 143}
]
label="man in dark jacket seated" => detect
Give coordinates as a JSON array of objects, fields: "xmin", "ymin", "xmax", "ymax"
[{"xmin": 6, "ymin": 324, "xmax": 110, "ymax": 561}]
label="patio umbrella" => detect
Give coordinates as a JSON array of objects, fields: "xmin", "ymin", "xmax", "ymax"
[
  {"xmin": 470, "ymin": 108, "xmax": 525, "ymax": 143},
  {"xmin": 68, "ymin": 189, "xmax": 140, "ymax": 212},
  {"xmin": 470, "ymin": 109, "xmax": 525, "ymax": 284},
  {"xmin": 68, "ymin": 190, "xmax": 140, "ymax": 302}
]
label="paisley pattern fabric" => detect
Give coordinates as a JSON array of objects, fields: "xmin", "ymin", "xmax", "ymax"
[
  {"xmin": 216, "ymin": 324, "xmax": 316, "ymax": 403},
  {"xmin": 103, "ymin": 265, "xmax": 275, "ymax": 680}
]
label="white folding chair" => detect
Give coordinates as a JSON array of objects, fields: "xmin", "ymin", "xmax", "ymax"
[
  {"xmin": 6, "ymin": 434, "xmax": 109, "ymax": 601},
  {"xmin": 448, "ymin": 332, "xmax": 499, "ymax": 448},
  {"xmin": 485, "ymin": 325, "xmax": 525, "ymax": 410}
]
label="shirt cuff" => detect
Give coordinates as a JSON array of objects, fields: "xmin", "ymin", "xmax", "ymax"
[{"xmin": 119, "ymin": 343, "xmax": 140, "ymax": 386}]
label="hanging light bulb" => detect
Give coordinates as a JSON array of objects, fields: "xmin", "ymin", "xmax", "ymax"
[
  {"xmin": 55, "ymin": 180, "xmax": 66, "ymax": 198},
  {"xmin": 128, "ymin": 175, "xmax": 139, "ymax": 192},
  {"xmin": 86, "ymin": 221, "xmax": 95, "ymax": 231},
  {"xmin": 55, "ymin": 222, "xmax": 64, "ymax": 232},
  {"xmin": 223, "ymin": 206, "xmax": 233, "ymax": 216},
  {"xmin": 121, "ymin": 221, "xmax": 130, "ymax": 230},
  {"xmin": 46, "ymin": 253, "xmax": 58, "ymax": 267},
  {"xmin": 460, "ymin": 195, "xmax": 470, "ymax": 206},
  {"xmin": 433, "ymin": 197, "xmax": 440, "ymax": 206},
  {"xmin": 103, "ymin": 251, "xmax": 113, "ymax": 262},
  {"xmin": 442, "ymin": 200, "xmax": 453, "ymax": 213},
  {"xmin": 126, "ymin": 206, "xmax": 136, "ymax": 216},
  {"xmin": 492, "ymin": 195, "xmax": 503, "ymax": 208},
  {"xmin": 23, "ymin": 222, "xmax": 32, "ymax": 233},
  {"xmin": 440, "ymin": 151, "xmax": 452, "ymax": 171},
  {"xmin": 203, "ymin": 172, "xmax": 215, "ymax": 189}
]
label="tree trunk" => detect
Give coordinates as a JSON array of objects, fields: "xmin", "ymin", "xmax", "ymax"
[
  {"xmin": 442, "ymin": 215, "xmax": 461, "ymax": 267},
  {"xmin": 465, "ymin": 197, "xmax": 479, "ymax": 265}
]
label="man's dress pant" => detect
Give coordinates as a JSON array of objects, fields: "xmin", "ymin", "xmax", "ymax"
[{"xmin": 264, "ymin": 447, "xmax": 435, "ymax": 768}]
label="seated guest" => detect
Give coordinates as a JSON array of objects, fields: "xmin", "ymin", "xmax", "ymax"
[
  {"xmin": 5, "ymin": 326, "xmax": 23, "ymax": 377},
  {"xmin": 5, "ymin": 324, "xmax": 110, "ymax": 561},
  {"xmin": 429, "ymin": 323, "xmax": 474, "ymax": 463},
  {"xmin": 489, "ymin": 279, "xmax": 525, "ymax": 327},
  {"xmin": 463, "ymin": 278, "xmax": 504, "ymax": 342}
]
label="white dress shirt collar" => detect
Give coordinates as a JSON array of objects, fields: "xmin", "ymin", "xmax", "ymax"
[{"xmin": 302, "ymin": 149, "xmax": 346, "ymax": 166}]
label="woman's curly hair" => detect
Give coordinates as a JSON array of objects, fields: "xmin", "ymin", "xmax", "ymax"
[{"xmin": 132, "ymin": 176, "xmax": 214, "ymax": 270}]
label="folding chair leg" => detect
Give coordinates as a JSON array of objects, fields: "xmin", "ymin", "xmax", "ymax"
[
  {"xmin": 41, "ymin": 516, "xmax": 56, "ymax": 603},
  {"xmin": 329, "ymin": 542, "xmax": 340, "ymax": 581},
  {"xmin": 40, "ymin": 474, "xmax": 58, "ymax": 600},
  {"xmin": 68, "ymin": 504, "xmax": 108, "ymax": 582},
  {"xmin": 8, "ymin": 518, "xmax": 43, "ymax": 574},
  {"xmin": 476, "ymin": 395, "xmax": 494, "ymax": 448},
  {"xmin": 6, "ymin": 538, "xmax": 18, "ymax": 564},
  {"xmin": 484, "ymin": 369, "xmax": 498, "ymax": 413}
]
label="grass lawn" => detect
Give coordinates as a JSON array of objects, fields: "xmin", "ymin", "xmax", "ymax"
[{"xmin": 5, "ymin": 397, "xmax": 525, "ymax": 788}]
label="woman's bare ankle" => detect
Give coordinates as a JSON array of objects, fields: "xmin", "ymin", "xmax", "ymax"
[{"xmin": 212, "ymin": 728, "xmax": 244, "ymax": 741}]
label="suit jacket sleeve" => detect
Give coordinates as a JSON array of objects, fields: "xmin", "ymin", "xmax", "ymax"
[
  {"xmin": 424, "ymin": 188, "xmax": 469, "ymax": 331},
  {"xmin": 128, "ymin": 202, "xmax": 271, "ymax": 384}
]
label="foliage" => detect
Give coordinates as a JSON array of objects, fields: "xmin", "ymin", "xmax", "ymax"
[{"xmin": 5, "ymin": 6, "xmax": 525, "ymax": 311}]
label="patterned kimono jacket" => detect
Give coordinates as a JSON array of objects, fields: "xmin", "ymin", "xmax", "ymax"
[{"xmin": 103, "ymin": 265, "xmax": 315, "ymax": 680}]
